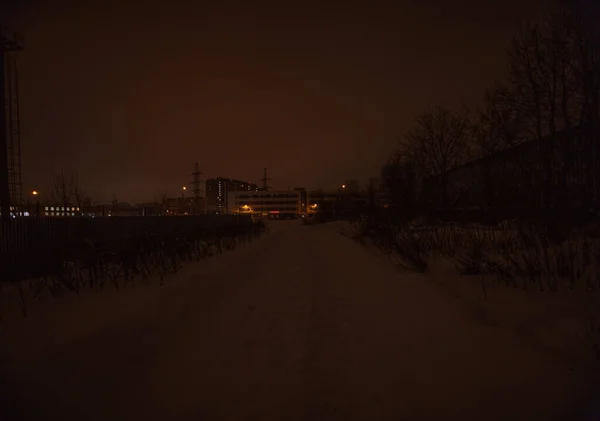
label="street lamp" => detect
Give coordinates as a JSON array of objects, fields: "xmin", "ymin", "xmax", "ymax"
[
  {"xmin": 31, "ymin": 190, "xmax": 40, "ymax": 217},
  {"xmin": 180, "ymin": 186, "xmax": 189, "ymax": 214},
  {"xmin": 342, "ymin": 184, "xmax": 346, "ymax": 189}
]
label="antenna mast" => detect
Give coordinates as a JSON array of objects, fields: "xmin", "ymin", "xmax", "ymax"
[
  {"xmin": 260, "ymin": 167, "xmax": 271, "ymax": 191},
  {"xmin": 190, "ymin": 162, "xmax": 204, "ymax": 214}
]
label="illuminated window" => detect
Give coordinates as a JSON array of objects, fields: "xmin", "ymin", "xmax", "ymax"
[
  {"xmin": 71, "ymin": 207, "xmax": 75, "ymax": 211},
  {"xmin": 76, "ymin": 207, "xmax": 80, "ymax": 211},
  {"xmin": 45, "ymin": 206, "xmax": 49, "ymax": 211},
  {"xmin": 45, "ymin": 212, "xmax": 49, "ymax": 216},
  {"xmin": 50, "ymin": 207, "xmax": 54, "ymax": 211}
]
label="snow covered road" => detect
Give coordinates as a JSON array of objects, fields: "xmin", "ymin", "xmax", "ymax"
[{"xmin": 1, "ymin": 220, "xmax": 597, "ymax": 420}]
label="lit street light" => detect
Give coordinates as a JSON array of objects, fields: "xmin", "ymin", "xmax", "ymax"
[
  {"xmin": 342, "ymin": 184, "xmax": 346, "ymax": 189},
  {"xmin": 31, "ymin": 190, "xmax": 40, "ymax": 217},
  {"xmin": 181, "ymin": 186, "xmax": 190, "ymax": 214}
]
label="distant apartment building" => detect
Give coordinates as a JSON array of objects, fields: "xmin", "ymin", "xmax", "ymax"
[{"xmin": 206, "ymin": 177, "xmax": 258, "ymax": 214}]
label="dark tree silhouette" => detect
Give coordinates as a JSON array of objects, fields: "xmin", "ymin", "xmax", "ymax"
[
  {"xmin": 51, "ymin": 169, "xmax": 75, "ymax": 211},
  {"xmin": 475, "ymin": 83, "xmax": 528, "ymax": 157},
  {"xmin": 401, "ymin": 106, "xmax": 471, "ymax": 207},
  {"xmin": 52, "ymin": 169, "xmax": 91, "ymax": 214},
  {"xmin": 380, "ymin": 151, "xmax": 419, "ymax": 216}
]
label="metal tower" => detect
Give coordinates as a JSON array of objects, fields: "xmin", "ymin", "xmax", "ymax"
[
  {"xmin": 190, "ymin": 162, "xmax": 204, "ymax": 214},
  {"xmin": 190, "ymin": 162, "xmax": 204, "ymax": 197},
  {"xmin": 1, "ymin": 29, "xmax": 23, "ymax": 217},
  {"xmin": 260, "ymin": 167, "xmax": 271, "ymax": 191}
]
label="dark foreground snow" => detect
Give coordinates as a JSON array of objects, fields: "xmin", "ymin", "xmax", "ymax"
[{"xmin": 1, "ymin": 220, "xmax": 598, "ymax": 420}]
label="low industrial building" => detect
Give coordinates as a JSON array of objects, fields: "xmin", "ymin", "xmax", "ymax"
[
  {"xmin": 227, "ymin": 190, "xmax": 301, "ymax": 219},
  {"xmin": 228, "ymin": 188, "xmax": 367, "ymax": 219}
]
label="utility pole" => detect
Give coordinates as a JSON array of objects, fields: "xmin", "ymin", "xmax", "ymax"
[
  {"xmin": 190, "ymin": 162, "xmax": 204, "ymax": 214},
  {"xmin": 0, "ymin": 33, "xmax": 8, "ymax": 218},
  {"xmin": 111, "ymin": 193, "xmax": 117, "ymax": 215},
  {"xmin": 260, "ymin": 167, "xmax": 271, "ymax": 191},
  {"xmin": 0, "ymin": 29, "xmax": 23, "ymax": 218}
]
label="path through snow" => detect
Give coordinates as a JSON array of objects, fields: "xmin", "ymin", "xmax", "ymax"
[{"xmin": 1, "ymin": 220, "xmax": 597, "ymax": 420}]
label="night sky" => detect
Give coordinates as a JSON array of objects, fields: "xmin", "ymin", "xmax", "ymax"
[{"xmin": 3, "ymin": 0, "xmax": 551, "ymax": 204}]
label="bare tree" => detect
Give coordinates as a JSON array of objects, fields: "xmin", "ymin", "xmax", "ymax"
[
  {"xmin": 554, "ymin": 2, "xmax": 600, "ymax": 206},
  {"xmin": 52, "ymin": 169, "xmax": 91, "ymax": 214},
  {"xmin": 560, "ymin": 1, "xmax": 600, "ymax": 126},
  {"xmin": 72, "ymin": 170, "xmax": 92, "ymax": 211},
  {"xmin": 505, "ymin": 8, "xmax": 600, "ymax": 207},
  {"xmin": 506, "ymin": 22, "xmax": 548, "ymax": 141},
  {"xmin": 475, "ymin": 83, "xmax": 529, "ymax": 157},
  {"xmin": 380, "ymin": 150, "xmax": 420, "ymax": 214},
  {"xmin": 544, "ymin": 13, "xmax": 582, "ymax": 130},
  {"xmin": 401, "ymin": 106, "xmax": 470, "ymax": 206},
  {"xmin": 365, "ymin": 175, "xmax": 379, "ymax": 208},
  {"xmin": 156, "ymin": 190, "xmax": 169, "ymax": 214},
  {"xmin": 506, "ymin": 19, "xmax": 572, "ymax": 208},
  {"xmin": 51, "ymin": 169, "xmax": 75, "ymax": 211},
  {"xmin": 373, "ymin": 5, "xmax": 599, "ymax": 213},
  {"xmin": 506, "ymin": 6, "xmax": 600, "ymax": 132}
]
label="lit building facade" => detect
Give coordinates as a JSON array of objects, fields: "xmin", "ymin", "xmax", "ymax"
[
  {"xmin": 43, "ymin": 204, "xmax": 81, "ymax": 217},
  {"xmin": 206, "ymin": 177, "xmax": 258, "ymax": 214},
  {"xmin": 228, "ymin": 190, "xmax": 301, "ymax": 218},
  {"xmin": 227, "ymin": 188, "xmax": 367, "ymax": 219}
]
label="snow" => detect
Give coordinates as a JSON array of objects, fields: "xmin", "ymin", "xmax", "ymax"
[{"xmin": 1, "ymin": 220, "xmax": 599, "ymax": 420}]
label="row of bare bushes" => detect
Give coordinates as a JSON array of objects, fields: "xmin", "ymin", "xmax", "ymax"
[
  {"xmin": 358, "ymin": 218, "xmax": 599, "ymax": 287},
  {"xmin": 351, "ymin": 215, "xmax": 600, "ymax": 358},
  {"xmin": 0, "ymin": 219, "xmax": 267, "ymax": 318}
]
